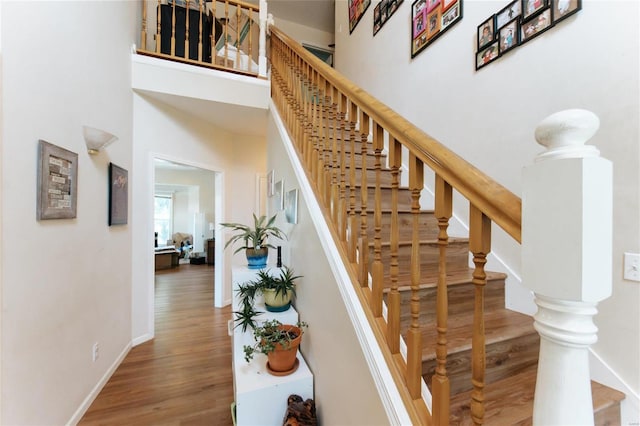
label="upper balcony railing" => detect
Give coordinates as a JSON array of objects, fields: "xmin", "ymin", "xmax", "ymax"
[{"xmin": 138, "ymin": 0, "xmax": 268, "ymax": 78}]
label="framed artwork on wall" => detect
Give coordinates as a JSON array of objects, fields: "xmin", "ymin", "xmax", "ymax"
[
  {"xmin": 349, "ymin": 0, "xmax": 372, "ymax": 33},
  {"xmin": 552, "ymin": 0, "xmax": 581, "ymax": 24},
  {"xmin": 411, "ymin": 0, "xmax": 463, "ymax": 58},
  {"xmin": 271, "ymin": 179, "xmax": 284, "ymax": 212},
  {"xmin": 37, "ymin": 140, "xmax": 78, "ymax": 220},
  {"xmin": 498, "ymin": 17, "xmax": 520, "ymax": 54},
  {"xmin": 520, "ymin": 7, "xmax": 552, "ymax": 44},
  {"xmin": 285, "ymin": 188, "xmax": 299, "ymax": 224},
  {"xmin": 477, "ymin": 15, "xmax": 495, "ymax": 50},
  {"xmin": 109, "ymin": 162, "xmax": 128, "ymax": 226},
  {"xmin": 267, "ymin": 170, "xmax": 275, "ymax": 197}
]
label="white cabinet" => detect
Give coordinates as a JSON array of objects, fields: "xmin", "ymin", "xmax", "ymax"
[{"xmin": 231, "ymin": 266, "xmax": 314, "ymax": 426}]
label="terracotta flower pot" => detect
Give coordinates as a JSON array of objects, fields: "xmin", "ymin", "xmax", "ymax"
[{"xmin": 265, "ymin": 325, "xmax": 302, "ymax": 375}]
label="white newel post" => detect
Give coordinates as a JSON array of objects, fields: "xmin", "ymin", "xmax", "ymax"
[
  {"xmin": 522, "ymin": 109, "xmax": 613, "ymax": 426},
  {"xmin": 258, "ymin": 0, "xmax": 268, "ymax": 78}
]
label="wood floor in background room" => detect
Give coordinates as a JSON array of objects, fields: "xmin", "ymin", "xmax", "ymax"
[{"xmin": 80, "ymin": 264, "xmax": 234, "ymax": 426}]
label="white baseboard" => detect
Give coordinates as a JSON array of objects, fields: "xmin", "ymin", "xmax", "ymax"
[
  {"xmin": 589, "ymin": 349, "xmax": 640, "ymax": 425},
  {"xmin": 132, "ymin": 332, "xmax": 153, "ymax": 347},
  {"xmin": 66, "ymin": 342, "xmax": 132, "ymax": 426}
]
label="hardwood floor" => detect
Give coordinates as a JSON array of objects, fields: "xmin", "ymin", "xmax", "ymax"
[{"xmin": 80, "ymin": 264, "xmax": 234, "ymax": 426}]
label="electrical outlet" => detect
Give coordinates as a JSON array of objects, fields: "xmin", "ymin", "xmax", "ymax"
[
  {"xmin": 92, "ymin": 342, "xmax": 99, "ymax": 362},
  {"xmin": 623, "ymin": 252, "xmax": 640, "ymax": 282}
]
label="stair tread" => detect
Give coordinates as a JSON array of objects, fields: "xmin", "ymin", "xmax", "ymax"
[
  {"xmin": 448, "ymin": 366, "xmax": 626, "ymax": 425},
  {"xmin": 419, "ymin": 308, "xmax": 535, "ymax": 360}
]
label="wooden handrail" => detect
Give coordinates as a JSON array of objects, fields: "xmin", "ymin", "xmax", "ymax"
[{"xmin": 270, "ymin": 27, "xmax": 522, "ymax": 242}]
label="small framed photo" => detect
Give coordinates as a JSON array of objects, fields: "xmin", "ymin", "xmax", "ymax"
[
  {"xmin": 552, "ymin": 0, "xmax": 581, "ymax": 24},
  {"xmin": 37, "ymin": 140, "xmax": 78, "ymax": 220},
  {"xmin": 109, "ymin": 163, "xmax": 128, "ymax": 226},
  {"xmin": 441, "ymin": 0, "xmax": 461, "ymax": 30},
  {"xmin": 426, "ymin": 0, "xmax": 440, "ymax": 13},
  {"xmin": 413, "ymin": 0, "xmax": 426, "ymax": 15},
  {"xmin": 522, "ymin": 0, "xmax": 548, "ymax": 20},
  {"xmin": 442, "ymin": 0, "xmax": 457, "ymax": 11},
  {"xmin": 413, "ymin": 8, "xmax": 427, "ymax": 37},
  {"xmin": 498, "ymin": 17, "xmax": 519, "ymax": 54},
  {"xmin": 521, "ymin": 7, "xmax": 552, "ymax": 44},
  {"xmin": 267, "ymin": 170, "xmax": 275, "ymax": 196},
  {"xmin": 380, "ymin": 0, "xmax": 389, "ymax": 23},
  {"xmin": 476, "ymin": 41, "xmax": 499, "ymax": 70},
  {"xmin": 496, "ymin": 0, "xmax": 521, "ymax": 29},
  {"xmin": 477, "ymin": 15, "xmax": 495, "ymax": 50},
  {"xmin": 272, "ymin": 179, "xmax": 284, "ymax": 212},
  {"xmin": 388, "ymin": 0, "xmax": 400, "ymax": 15},
  {"xmin": 373, "ymin": 2, "xmax": 382, "ymax": 34},
  {"xmin": 285, "ymin": 188, "xmax": 299, "ymax": 224},
  {"xmin": 427, "ymin": 6, "xmax": 442, "ymax": 40}
]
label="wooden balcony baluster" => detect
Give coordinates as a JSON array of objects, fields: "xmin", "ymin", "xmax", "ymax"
[
  {"xmin": 184, "ymin": 0, "xmax": 190, "ymax": 57},
  {"xmin": 358, "ymin": 111, "xmax": 371, "ymax": 286},
  {"xmin": 338, "ymin": 95, "xmax": 348, "ymax": 241},
  {"xmin": 171, "ymin": 0, "xmax": 176, "ymax": 55},
  {"xmin": 387, "ymin": 136, "xmax": 402, "ymax": 354},
  {"xmin": 347, "ymin": 101, "xmax": 358, "ymax": 263},
  {"xmin": 156, "ymin": 0, "xmax": 162, "ymax": 53},
  {"xmin": 141, "ymin": 0, "xmax": 148, "ymax": 50}
]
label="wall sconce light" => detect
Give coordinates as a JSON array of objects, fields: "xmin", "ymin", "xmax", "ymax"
[{"xmin": 83, "ymin": 125, "xmax": 118, "ymax": 155}]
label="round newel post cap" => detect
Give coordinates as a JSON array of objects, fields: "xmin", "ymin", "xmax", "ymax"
[{"xmin": 534, "ymin": 109, "xmax": 601, "ymax": 161}]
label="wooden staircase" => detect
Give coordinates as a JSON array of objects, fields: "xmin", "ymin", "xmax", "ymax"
[
  {"xmin": 342, "ymin": 136, "xmax": 625, "ymax": 424},
  {"xmin": 269, "ymin": 27, "xmax": 625, "ymax": 424}
]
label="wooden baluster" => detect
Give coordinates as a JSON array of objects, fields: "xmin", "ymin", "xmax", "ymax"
[
  {"xmin": 371, "ymin": 122, "xmax": 384, "ymax": 317},
  {"xmin": 347, "ymin": 101, "xmax": 358, "ymax": 263},
  {"xmin": 338, "ymin": 94, "xmax": 348, "ymax": 242},
  {"xmin": 358, "ymin": 111, "xmax": 370, "ymax": 285},
  {"xmin": 198, "ymin": 0, "xmax": 203, "ymax": 61},
  {"xmin": 171, "ymin": 0, "xmax": 176, "ymax": 56},
  {"xmin": 235, "ymin": 6, "xmax": 241, "ymax": 69},
  {"xmin": 308, "ymin": 69, "xmax": 318, "ymax": 171},
  {"xmin": 141, "ymin": 0, "xmax": 148, "ymax": 50},
  {"xmin": 469, "ymin": 205, "xmax": 490, "ymax": 425},
  {"xmin": 331, "ymin": 89, "xmax": 342, "ymax": 227},
  {"xmin": 323, "ymin": 81, "xmax": 333, "ymax": 207},
  {"xmin": 156, "ymin": 0, "xmax": 162, "ymax": 53},
  {"xmin": 387, "ymin": 136, "xmax": 401, "ymax": 354},
  {"xmin": 407, "ymin": 153, "xmax": 424, "ymax": 398},
  {"xmin": 224, "ymin": 2, "xmax": 229, "ymax": 67},
  {"xmin": 432, "ymin": 175, "xmax": 452, "ymax": 426},
  {"xmin": 210, "ymin": 0, "xmax": 217, "ymax": 63},
  {"xmin": 185, "ymin": 0, "xmax": 190, "ymax": 58},
  {"xmin": 313, "ymin": 76, "xmax": 324, "ymax": 189},
  {"xmin": 248, "ymin": 7, "xmax": 254, "ymax": 73}
]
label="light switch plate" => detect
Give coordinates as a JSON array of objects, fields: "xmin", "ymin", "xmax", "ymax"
[{"xmin": 623, "ymin": 252, "xmax": 640, "ymax": 282}]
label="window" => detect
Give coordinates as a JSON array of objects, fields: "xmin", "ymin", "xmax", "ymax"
[
  {"xmin": 154, "ymin": 194, "xmax": 173, "ymax": 245},
  {"xmin": 302, "ymin": 43, "xmax": 334, "ymax": 67}
]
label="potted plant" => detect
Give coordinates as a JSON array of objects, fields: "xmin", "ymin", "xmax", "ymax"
[
  {"xmin": 243, "ymin": 319, "xmax": 307, "ymax": 376},
  {"xmin": 252, "ymin": 266, "xmax": 301, "ymax": 312},
  {"xmin": 220, "ymin": 213, "xmax": 286, "ymax": 269}
]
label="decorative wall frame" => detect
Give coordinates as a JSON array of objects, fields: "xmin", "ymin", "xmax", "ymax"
[
  {"xmin": 477, "ymin": 15, "xmax": 495, "ymax": 50},
  {"xmin": 285, "ymin": 188, "xmax": 299, "ymax": 224},
  {"xmin": 37, "ymin": 140, "xmax": 78, "ymax": 220},
  {"xmin": 109, "ymin": 162, "xmax": 128, "ymax": 226},
  {"xmin": 475, "ymin": 41, "xmax": 499, "ymax": 70},
  {"xmin": 349, "ymin": 0, "xmax": 372, "ymax": 33},
  {"xmin": 267, "ymin": 170, "xmax": 275, "ymax": 197},
  {"xmin": 272, "ymin": 179, "xmax": 284, "ymax": 212},
  {"xmin": 474, "ymin": 0, "xmax": 581, "ymax": 71},
  {"xmin": 411, "ymin": 0, "xmax": 463, "ymax": 58},
  {"xmin": 374, "ymin": 0, "xmax": 403, "ymax": 36}
]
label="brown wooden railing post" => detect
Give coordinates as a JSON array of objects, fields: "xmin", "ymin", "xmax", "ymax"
[
  {"xmin": 198, "ymin": 0, "xmax": 203, "ymax": 61},
  {"xmin": 185, "ymin": 0, "xmax": 190, "ymax": 58},
  {"xmin": 141, "ymin": 0, "xmax": 148, "ymax": 50},
  {"xmin": 432, "ymin": 175, "xmax": 452, "ymax": 426},
  {"xmin": 407, "ymin": 152, "xmax": 424, "ymax": 398},
  {"xmin": 347, "ymin": 101, "xmax": 358, "ymax": 263},
  {"xmin": 469, "ymin": 205, "xmax": 491, "ymax": 425},
  {"xmin": 371, "ymin": 122, "xmax": 384, "ymax": 317},
  {"xmin": 358, "ymin": 111, "xmax": 371, "ymax": 286},
  {"xmin": 338, "ymin": 94, "xmax": 348, "ymax": 242},
  {"xmin": 156, "ymin": 0, "xmax": 162, "ymax": 54},
  {"xmin": 171, "ymin": 1, "xmax": 176, "ymax": 56},
  {"xmin": 387, "ymin": 136, "xmax": 402, "ymax": 354}
]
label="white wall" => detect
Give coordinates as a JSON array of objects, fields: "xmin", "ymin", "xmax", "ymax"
[
  {"xmin": 266, "ymin": 111, "xmax": 390, "ymax": 425},
  {"xmin": 0, "ymin": 2, "xmax": 136, "ymax": 424},
  {"xmin": 273, "ymin": 16, "xmax": 335, "ymax": 51},
  {"xmin": 334, "ymin": 0, "xmax": 639, "ymax": 399},
  {"xmin": 131, "ymin": 93, "xmax": 266, "ymax": 341}
]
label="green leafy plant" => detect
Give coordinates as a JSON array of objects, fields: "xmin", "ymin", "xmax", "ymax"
[
  {"xmin": 233, "ymin": 296, "xmax": 262, "ymax": 333},
  {"xmin": 220, "ymin": 213, "xmax": 286, "ymax": 254},
  {"xmin": 252, "ymin": 266, "xmax": 301, "ymax": 298},
  {"xmin": 243, "ymin": 319, "xmax": 308, "ymax": 363}
]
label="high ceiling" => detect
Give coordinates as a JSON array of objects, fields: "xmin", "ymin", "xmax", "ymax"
[{"xmin": 247, "ymin": 0, "xmax": 335, "ymax": 33}]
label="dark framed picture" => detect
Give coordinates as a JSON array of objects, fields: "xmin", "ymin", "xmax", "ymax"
[
  {"xmin": 349, "ymin": 0, "xmax": 372, "ymax": 33},
  {"xmin": 477, "ymin": 15, "xmax": 495, "ymax": 50},
  {"xmin": 552, "ymin": 0, "xmax": 581, "ymax": 24},
  {"xmin": 373, "ymin": 3, "xmax": 382, "ymax": 34},
  {"xmin": 522, "ymin": 0, "xmax": 548, "ymax": 20},
  {"xmin": 427, "ymin": 6, "xmax": 442, "ymax": 39},
  {"xmin": 380, "ymin": 0, "xmax": 389, "ymax": 22},
  {"xmin": 426, "ymin": 0, "xmax": 440, "ymax": 13},
  {"xmin": 476, "ymin": 41, "xmax": 499, "ymax": 70},
  {"xmin": 521, "ymin": 7, "xmax": 552, "ymax": 43},
  {"xmin": 388, "ymin": 0, "xmax": 400, "ymax": 15},
  {"xmin": 109, "ymin": 163, "xmax": 128, "ymax": 226},
  {"xmin": 37, "ymin": 140, "xmax": 78, "ymax": 220},
  {"xmin": 496, "ymin": 0, "xmax": 521, "ymax": 29},
  {"xmin": 499, "ymin": 17, "xmax": 520, "ymax": 54},
  {"xmin": 412, "ymin": 0, "xmax": 463, "ymax": 58},
  {"xmin": 441, "ymin": 0, "xmax": 461, "ymax": 30}
]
